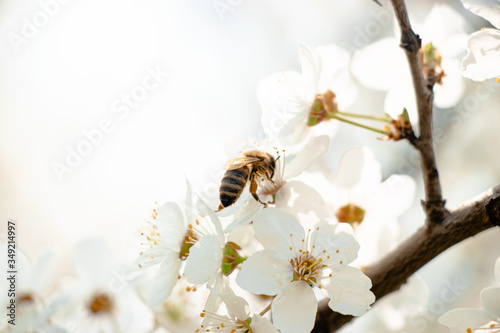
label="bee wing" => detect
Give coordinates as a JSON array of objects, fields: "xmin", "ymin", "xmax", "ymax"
[{"xmin": 224, "ymin": 156, "xmax": 261, "ymax": 170}]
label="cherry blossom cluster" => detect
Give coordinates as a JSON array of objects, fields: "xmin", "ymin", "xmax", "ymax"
[
  {"xmin": 131, "ymin": 42, "xmax": 420, "ymax": 333},
  {"xmin": 5, "ymin": 2, "xmax": 500, "ymax": 333}
]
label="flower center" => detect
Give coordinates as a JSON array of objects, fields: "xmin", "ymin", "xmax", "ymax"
[
  {"xmin": 258, "ymin": 178, "xmax": 286, "ymax": 200},
  {"xmin": 308, "ymin": 90, "xmax": 338, "ymax": 127},
  {"xmin": 179, "ymin": 225, "xmax": 200, "ymax": 260},
  {"xmin": 222, "ymin": 241, "xmax": 246, "ymax": 276},
  {"xmin": 290, "ymin": 253, "xmax": 325, "ymax": 286},
  {"xmin": 89, "ymin": 293, "xmax": 112, "ymax": 314},
  {"xmin": 336, "ymin": 203, "xmax": 365, "ymax": 225}
]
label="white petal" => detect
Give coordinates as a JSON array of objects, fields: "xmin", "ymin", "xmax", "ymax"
[
  {"xmin": 299, "ymin": 44, "xmax": 321, "ymax": 97},
  {"xmin": 434, "ymin": 59, "xmax": 466, "ymax": 109},
  {"xmin": 330, "ymin": 69, "xmax": 359, "ymax": 110},
  {"xmin": 351, "ymin": 38, "xmax": 407, "ymax": 91},
  {"xmin": 480, "ymin": 286, "xmax": 500, "ymax": 319},
  {"xmin": 184, "ymin": 235, "xmax": 223, "ymax": 285},
  {"xmin": 224, "ymin": 198, "xmax": 263, "ymax": 233},
  {"xmin": 325, "ymin": 266, "xmax": 375, "ymax": 316},
  {"xmin": 462, "ymin": 29, "xmax": 500, "ymax": 81},
  {"xmin": 315, "ymin": 44, "xmax": 350, "ymax": 93},
  {"xmin": 363, "ymin": 174, "xmax": 416, "ymax": 217},
  {"xmin": 354, "ymin": 216, "xmax": 400, "ymax": 265},
  {"xmin": 494, "ymin": 256, "xmax": 500, "ymax": 285},
  {"xmin": 384, "ymin": 78, "xmax": 418, "ymax": 121},
  {"xmin": 236, "ymin": 249, "xmax": 293, "ymax": 295},
  {"xmin": 219, "ymin": 292, "xmax": 250, "ymax": 321},
  {"xmin": 335, "ymin": 147, "xmax": 381, "ymax": 190},
  {"xmin": 462, "ymin": 0, "xmax": 500, "ymax": 28},
  {"xmin": 205, "ymin": 274, "xmax": 228, "ymax": 313},
  {"xmin": 146, "ymin": 251, "xmax": 182, "ymax": 307},
  {"xmin": 258, "ymin": 70, "xmax": 310, "ymax": 138},
  {"xmin": 183, "ymin": 177, "xmax": 195, "ymax": 222},
  {"xmin": 253, "ymin": 208, "xmax": 304, "ymax": 256},
  {"xmin": 284, "ymin": 135, "xmax": 330, "ymax": 179},
  {"xmin": 422, "ymin": 4, "xmax": 468, "ymax": 56},
  {"xmin": 195, "ymin": 195, "xmax": 225, "ymax": 240},
  {"xmin": 73, "ymin": 238, "xmax": 115, "ymax": 288},
  {"xmin": 313, "ymin": 223, "xmax": 360, "ymax": 265},
  {"xmin": 438, "ymin": 308, "xmax": 493, "ymax": 332},
  {"xmin": 250, "ymin": 315, "xmax": 279, "ymax": 333},
  {"xmin": 157, "ymin": 202, "xmax": 186, "ymax": 252},
  {"xmin": 27, "ymin": 246, "xmax": 59, "ymax": 293},
  {"xmin": 272, "ymin": 281, "xmax": 317, "ymax": 333},
  {"xmin": 279, "ymin": 181, "xmax": 330, "ymax": 224}
]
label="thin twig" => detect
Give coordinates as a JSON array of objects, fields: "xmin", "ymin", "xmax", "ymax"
[
  {"xmin": 390, "ymin": 0, "xmax": 449, "ymax": 224},
  {"xmin": 313, "ymin": 185, "xmax": 500, "ymax": 332},
  {"xmin": 259, "ymin": 301, "xmax": 273, "ymax": 316}
]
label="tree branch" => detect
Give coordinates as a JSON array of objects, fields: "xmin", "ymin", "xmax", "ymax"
[
  {"xmin": 390, "ymin": 0, "xmax": 448, "ymax": 224},
  {"xmin": 313, "ymin": 185, "xmax": 500, "ymax": 332}
]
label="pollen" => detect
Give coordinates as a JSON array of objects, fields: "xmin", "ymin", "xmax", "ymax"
[
  {"xmin": 290, "ymin": 253, "xmax": 326, "ymax": 287},
  {"xmin": 89, "ymin": 293, "xmax": 112, "ymax": 314},
  {"xmin": 336, "ymin": 203, "xmax": 365, "ymax": 225},
  {"xmin": 18, "ymin": 293, "xmax": 34, "ymax": 304}
]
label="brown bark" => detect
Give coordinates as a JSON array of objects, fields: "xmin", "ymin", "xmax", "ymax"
[{"xmin": 313, "ymin": 185, "xmax": 500, "ymax": 332}]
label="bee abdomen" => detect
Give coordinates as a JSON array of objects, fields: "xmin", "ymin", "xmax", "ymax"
[{"xmin": 219, "ymin": 168, "xmax": 249, "ymax": 208}]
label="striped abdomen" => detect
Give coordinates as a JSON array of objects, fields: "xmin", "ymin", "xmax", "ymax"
[{"xmin": 219, "ymin": 166, "xmax": 250, "ymax": 209}]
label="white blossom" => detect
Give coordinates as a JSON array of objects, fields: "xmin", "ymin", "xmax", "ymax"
[
  {"xmin": 236, "ymin": 208, "xmax": 374, "ymax": 333},
  {"xmin": 439, "ymin": 257, "xmax": 500, "ymax": 333},
  {"xmin": 197, "ymin": 290, "xmax": 278, "ymax": 333},
  {"xmin": 351, "ymin": 4, "xmax": 468, "ymax": 120},
  {"xmin": 0, "ymin": 245, "xmax": 63, "ymax": 332},
  {"xmin": 300, "ymin": 146, "xmax": 416, "ymax": 266},
  {"xmin": 258, "ymin": 44, "xmax": 357, "ymax": 145},
  {"xmin": 137, "ymin": 181, "xmax": 222, "ymax": 307},
  {"xmin": 339, "ymin": 275, "xmax": 428, "ymax": 333},
  {"xmin": 460, "ymin": 0, "xmax": 500, "ymax": 81},
  {"xmin": 53, "ymin": 238, "xmax": 153, "ymax": 333}
]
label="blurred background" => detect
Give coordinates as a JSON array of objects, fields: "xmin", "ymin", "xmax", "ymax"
[{"xmin": 1, "ymin": 0, "xmax": 499, "ymax": 331}]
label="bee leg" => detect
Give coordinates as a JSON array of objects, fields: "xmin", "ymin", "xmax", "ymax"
[
  {"xmin": 266, "ymin": 172, "xmax": 275, "ymax": 184},
  {"xmin": 249, "ymin": 178, "xmax": 266, "ymax": 206}
]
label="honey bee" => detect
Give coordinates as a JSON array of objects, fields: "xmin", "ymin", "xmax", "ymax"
[{"xmin": 218, "ymin": 151, "xmax": 276, "ymax": 210}]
